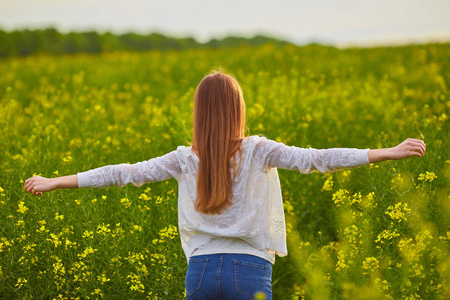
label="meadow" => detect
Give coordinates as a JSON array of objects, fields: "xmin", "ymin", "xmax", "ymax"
[{"xmin": 0, "ymin": 43, "xmax": 449, "ymax": 299}]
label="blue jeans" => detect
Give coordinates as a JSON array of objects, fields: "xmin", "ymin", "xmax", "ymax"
[{"xmin": 185, "ymin": 253, "xmax": 273, "ymax": 300}]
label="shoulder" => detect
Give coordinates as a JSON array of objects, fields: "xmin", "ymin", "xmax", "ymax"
[
  {"xmin": 176, "ymin": 145, "xmax": 192, "ymax": 152},
  {"xmin": 247, "ymin": 134, "xmax": 269, "ymax": 144},
  {"xmin": 174, "ymin": 145, "xmax": 197, "ymax": 165},
  {"xmin": 247, "ymin": 135, "xmax": 280, "ymax": 149}
]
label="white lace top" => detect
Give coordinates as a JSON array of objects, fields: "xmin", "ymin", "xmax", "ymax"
[{"xmin": 77, "ymin": 135, "xmax": 370, "ymax": 264}]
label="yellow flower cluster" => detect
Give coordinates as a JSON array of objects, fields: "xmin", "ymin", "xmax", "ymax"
[
  {"xmin": 362, "ymin": 257, "xmax": 379, "ymax": 275},
  {"xmin": 375, "ymin": 228, "xmax": 400, "ymax": 245},
  {"xmin": 332, "ymin": 189, "xmax": 366, "ymax": 208},
  {"xmin": 96, "ymin": 224, "xmax": 111, "ymax": 235},
  {"xmin": 385, "ymin": 202, "xmax": 411, "ymax": 222},
  {"xmin": 17, "ymin": 201, "xmax": 28, "ymax": 214},
  {"xmin": 15, "ymin": 278, "xmax": 27, "ymax": 289},
  {"xmin": 152, "ymin": 225, "xmax": 178, "ymax": 244},
  {"xmin": 418, "ymin": 171, "xmax": 437, "ymax": 182},
  {"xmin": 78, "ymin": 246, "xmax": 97, "ymax": 259},
  {"xmin": 322, "ymin": 175, "xmax": 333, "ymax": 192},
  {"xmin": 0, "ymin": 186, "xmax": 5, "ymax": 206},
  {"xmin": 120, "ymin": 197, "xmax": 131, "ymax": 208},
  {"xmin": 127, "ymin": 273, "xmax": 145, "ymax": 293}
]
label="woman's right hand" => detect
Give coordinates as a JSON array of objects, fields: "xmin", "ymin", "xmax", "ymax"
[
  {"xmin": 389, "ymin": 138, "xmax": 426, "ymax": 160},
  {"xmin": 368, "ymin": 138, "xmax": 426, "ymax": 163},
  {"xmin": 24, "ymin": 175, "xmax": 56, "ymax": 195}
]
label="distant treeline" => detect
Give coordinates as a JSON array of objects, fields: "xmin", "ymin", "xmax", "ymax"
[{"xmin": 0, "ymin": 28, "xmax": 292, "ymax": 57}]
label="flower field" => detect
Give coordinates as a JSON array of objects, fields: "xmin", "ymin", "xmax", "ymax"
[{"xmin": 0, "ymin": 43, "xmax": 449, "ymax": 299}]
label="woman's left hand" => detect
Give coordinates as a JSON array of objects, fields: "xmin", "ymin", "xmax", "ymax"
[{"xmin": 24, "ymin": 175, "xmax": 56, "ymax": 195}]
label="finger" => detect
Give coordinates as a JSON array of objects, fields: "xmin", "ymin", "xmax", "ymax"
[
  {"xmin": 409, "ymin": 138, "xmax": 424, "ymax": 143},
  {"xmin": 409, "ymin": 151, "xmax": 422, "ymax": 157},
  {"xmin": 413, "ymin": 147, "xmax": 425, "ymax": 156},
  {"xmin": 410, "ymin": 141, "xmax": 425, "ymax": 149},
  {"xmin": 25, "ymin": 178, "xmax": 35, "ymax": 189},
  {"xmin": 407, "ymin": 145, "xmax": 423, "ymax": 153},
  {"xmin": 409, "ymin": 138, "xmax": 423, "ymax": 143}
]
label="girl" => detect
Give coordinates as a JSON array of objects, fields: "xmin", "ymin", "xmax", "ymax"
[{"xmin": 24, "ymin": 71, "xmax": 426, "ymax": 299}]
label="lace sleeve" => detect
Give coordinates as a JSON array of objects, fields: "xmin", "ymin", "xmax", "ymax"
[
  {"xmin": 254, "ymin": 137, "xmax": 369, "ymax": 174},
  {"xmin": 77, "ymin": 150, "xmax": 182, "ymax": 188}
]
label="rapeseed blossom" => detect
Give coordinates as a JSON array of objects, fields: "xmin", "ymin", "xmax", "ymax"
[
  {"xmin": 15, "ymin": 278, "xmax": 27, "ymax": 289},
  {"xmin": 17, "ymin": 201, "xmax": 28, "ymax": 214},
  {"xmin": 1, "ymin": 43, "xmax": 448, "ymax": 299},
  {"xmin": 121, "ymin": 198, "xmax": 131, "ymax": 208},
  {"xmin": 385, "ymin": 202, "xmax": 411, "ymax": 222},
  {"xmin": 362, "ymin": 257, "xmax": 379, "ymax": 275},
  {"xmin": 418, "ymin": 172, "xmax": 437, "ymax": 182}
]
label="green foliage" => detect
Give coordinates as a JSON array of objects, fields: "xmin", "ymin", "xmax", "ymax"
[
  {"xmin": 0, "ymin": 28, "xmax": 291, "ymax": 58},
  {"xmin": 0, "ymin": 43, "xmax": 449, "ymax": 299}
]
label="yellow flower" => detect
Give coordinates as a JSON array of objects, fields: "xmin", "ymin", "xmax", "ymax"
[
  {"xmin": 97, "ymin": 273, "xmax": 111, "ymax": 285},
  {"xmin": 155, "ymin": 196, "xmax": 163, "ymax": 204},
  {"xmin": 17, "ymin": 201, "xmax": 29, "ymax": 214},
  {"xmin": 362, "ymin": 257, "xmax": 379, "ymax": 274},
  {"xmin": 322, "ymin": 175, "xmax": 333, "ymax": 191},
  {"xmin": 82, "ymin": 230, "xmax": 94, "ymax": 239},
  {"xmin": 55, "ymin": 212, "xmax": 64, "ymax": 221},
  {"xmin": 254, "ymin": 292, "xmax": 267, "ymax": 300},
  {"xmin": 132, "ymin": 225, "xmax": 142, "ymax": 232},
  {"xmin": 283, "ymin": 200, "xmax": 294, "ymax": 216},
  {"xmin": 62, "ymin": 156, "xmax": 73, "ymax": 163},
  {"xmin": 138, "ymin": 193, "xmax": 150, "ymax": 201},
  {"xmin": 15, "ymin": 278, "xmax": 27, "ymax": 289},
  {"xmin": 375, "ymin": 228, "xmax": 400, "ymax": 244},
  {"xmin": 47, "ymin": 233, "xmax": 62, "ymax": 247},
  {"xmin": 121, "ymin": 198, "xmax": 131, "ymax": 208},
  {"xmin": 97, "ymin": 224, "xmax": 111, "ymax": 235},
  {"xmin": 332, "ymin": 189, "xmax": 349, "ymax": 207},
  {"xmin": 53, "ymin": 262, "xmax": 65, "ymax": 275},
  {"xmin": 78, "ymin": 246, "xmax": 97, "ymax": 259},
  {"xmin": 418, "ymin": 171, "xmax": 437, "ymax": 182},
  {"xmin": 158, "ymin": 225, "xmax": 178, "ymax": 240},
  {"xmin": 385, "ymin": 202, "xmax": 411, "ymax": 222},
  {"xmin": 335, "ymin": 250, "xmax": 349, "ymax": 271},
  {"xmin": 127, "ymin": 273, "xmax": 145, "ymax": 293}
]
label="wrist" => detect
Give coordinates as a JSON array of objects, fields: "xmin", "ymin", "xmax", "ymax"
[
  {"xmin": 51, "ymin": 178, "xmax": 60, "ymax": 190},
  {"xmin": 368, "ymin": 148, "xmax": 392, "ymax": 164},
  {"xmin": 383, "ymin": 148, "xmax": 394, "ymax": 160}
]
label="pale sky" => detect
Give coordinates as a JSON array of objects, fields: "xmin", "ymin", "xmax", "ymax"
[{"xmin": 0, "ymin": 0, "xmax": 449, "ymax": 46}]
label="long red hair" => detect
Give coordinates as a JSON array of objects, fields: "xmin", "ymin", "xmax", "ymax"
[{"xmin": 191, "ymin": 71, "xmax": 246, "ymax": 214}]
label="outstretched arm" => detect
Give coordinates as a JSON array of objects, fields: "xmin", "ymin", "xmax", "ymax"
[
  {"xmin": 24, "ymin": 150, "xmax": 181, "ymax": 196},
  {"xmin": 257, "ymin": 137, "xmax": 426, "ymax": 173}
]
